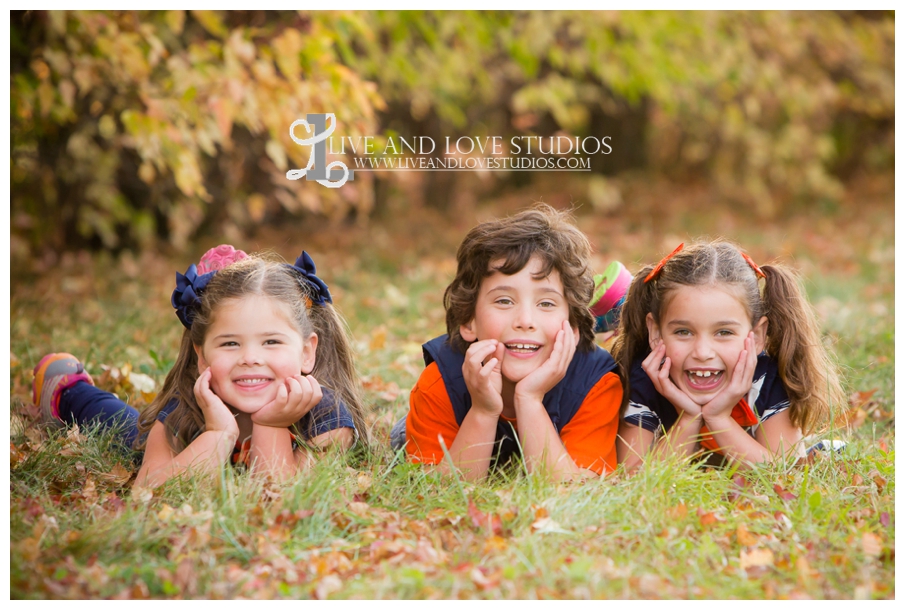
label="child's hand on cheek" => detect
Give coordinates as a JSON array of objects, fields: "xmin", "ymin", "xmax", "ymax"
[
  {"xmin": 194, "ymin": 367, "xmax": 240, "ymax": 439},
  {"xmin": 252, "ymin": 374, "xmax": 322, "ymax": 428},
  {"xmin": 462, "ymin": 339, "xmax": 505, "ymax": 417},
  {"xmin": 642, "ymin": 341, "xmax": 702, "ymax": 419},
  {"xmin": 701, "ymin": 332, "xmax": 757, "ymax": 423},
  {"xmin": 515, "ymin": 320, "xmax": 577, "ymax": 404}
]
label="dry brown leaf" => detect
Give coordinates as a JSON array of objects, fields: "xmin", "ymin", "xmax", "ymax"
[
  {"xmin": 740, "ymin": 547, "xmax": 775, "ymax": 569},
  {"xmin": 10, "ymin": 442, "xmax": 25, "ymax": 468},
  {"xmin": 774, "ymin": 511, "xmax": 793, "ymax": 529},
  {"xmin": 82, "ymin": 477, "xmax": 98, "ymax": 505},
  {"xmin": 356, "ymin": 472, "xmax": 373, "ymax": 492},
  {"xmin": 697, "ymin": 509, "xmax": 722, "ymax": 527},
  {"xmin": 134, "ymin": 486, "xmax": 154, "ymax": 504},
  {"xmin": 667, "ymin": 502, "xmax": 687, "ymax": 520},
  {"xmin": 482, "ymin": 535, "xmax": 508, "ymax": 553},
  {"xmin": 157, "ymin": 503, "xmax": 176, "ymax": 521},
  {"xmin": 18, "ymin": 536, "xmax": 41, "ymax": 562},
  {"xmin": 470, "ymin": 567, "xmax": 500, "ymax": 590},
  {"xmin": 174, "ymin": 557, "xmax": 198, "ymax": 596},
  {"xmin": 348, "ymin": 501, "xmax": 370, "ymax": 518},
  {"xmin": 868, "ymin": 470, "xmax": 887, "ymax": 492},
  {"xmin": 98, "ymin": 463, "xmax": 132, "ymax": 485},
  {"xmin": 796, "ymin": 556, "xmax": 817, "ymax": 586},
  {"xmin": 861, "ymin": 532, "xmax": 882, "ymax": 557},
  {"xmin": 849, "ymin": 388, "xmax": 878, "ymax": 409},
  {"xmin": 736, "ymin": 523, "xmax": 760, "ymax": 546},
  {"xmin": 531, "ymin": 516, "xmax": 567, "ymax": 534}
]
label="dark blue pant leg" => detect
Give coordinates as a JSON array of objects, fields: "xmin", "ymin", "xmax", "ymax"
[{"xmin": 59, "ymin": 381, "xmax": 140, "ymax": 449}]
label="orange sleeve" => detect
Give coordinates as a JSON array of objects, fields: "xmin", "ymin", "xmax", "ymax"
[
  {"xmin": 405, "ymin": 362, "xmax": 461, "ymax": 464},
  {"xmin": 559, "ymin": 371, "xmax": 623, "ymax": 475}
]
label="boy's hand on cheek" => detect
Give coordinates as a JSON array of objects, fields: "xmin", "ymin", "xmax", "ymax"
[
  {"xmin": 194, "ymin": 367, "xmax": 240, "ymax": 438},
  {"xmin": 462, "ymin": 339, "xmax": 505, "ymax": 417},
  {"xmin": 252, "ymin": 375, "xmax": 322, "ymax": 428},
  {"xmin": 515, "ymin": 320, "xmax": 576, "ymax": 405}
]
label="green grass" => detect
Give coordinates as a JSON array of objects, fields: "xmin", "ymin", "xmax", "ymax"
[{"xmin": 9, "ymin": 191, "xmax": 894, "ymax": 599}]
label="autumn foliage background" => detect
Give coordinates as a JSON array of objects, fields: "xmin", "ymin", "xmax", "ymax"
[{"xmin": 9, "ymin": 10, "xmax": 894, "ymax": 599}]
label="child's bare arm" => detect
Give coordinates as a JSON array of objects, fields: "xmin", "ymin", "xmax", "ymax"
[
  {"xmin": 513, "ymin": 322, "xmax": 591, "ymax": 480},
  {"xmin": 134, "ymin": 422, "xmax": 237, "ymax": 489},
  {"xmin": 701, "ymin": 333, "xmax": 803, "ymax": 466},
  {"xmin": 707, "ymin": 409, "xmax": 804, "ymax": 467},
  {"xmin": 616, "ymin": 420, "xmax": 652, "ymax": 471},
  {"xmin": 134, "ymin": 368, "xmax": 239, "ymax": 489},
  {"xmin": 514, "ymin": 402, "xmax": 597, "ymax": 480},
  {"xmin": 293, "ymin": 428, "xmax": 355, "ymax": 470},
  {"xmin": 430, "ymin": 409, "xmax": 501, "ymax": 481},
  {"xmin": 434, "ymin": 340, "xmax": 506, "ymax": 480},
  {"xmin": 248, "ymin": 375, "xmax": 322, "ymax": 480}
]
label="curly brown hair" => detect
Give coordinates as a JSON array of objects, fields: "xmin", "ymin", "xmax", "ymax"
[{"xmin": 444, "ymin": 204, "xmax": 596, "ymax": 354}]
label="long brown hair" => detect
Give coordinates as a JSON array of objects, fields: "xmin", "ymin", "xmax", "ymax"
[
  {"xmin": 444, "ymin": 204, "xmax": 596, "ymax": 353},
  {"xmin": 136, "ymin": 255, "xmax": 368, "ymax": 451},
  {"xmin": 612, "ymin": 240, "xmax": 844, "ymax": 434}
]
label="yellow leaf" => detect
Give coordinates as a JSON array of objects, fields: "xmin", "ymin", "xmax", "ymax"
[
  {"xmin": 157, "ymin": 503, "xmax": 176, "ymax": 522},
  {"xmin": 273, "ymin": 29, "xmax": 303, "ymax": 82},
  {"xmin": 369, "ymin": 326, "xmax": 387, "ymax": 351},
  {"xmin": 191, "ymin": 10, "xmax": 227, "ymax": 38},
  {"xmin": 166, "ymin": 10, "xmax": 185, "ymax": 35},
  {"xmin": 247, "ymin": 193, "xmax": 267, "ymax": 223},
  {"xmin": 265, "ymin": 139, "xmax": 288, "ymax": 172},
  {"xmin": 356, "ymin": 472, "xmax": 372, "ymax": 492}
]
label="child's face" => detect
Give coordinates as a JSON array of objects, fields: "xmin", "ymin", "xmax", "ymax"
[
  {"xmin": 647, "ymin": 285, "xmax": 767, "ymax": 406},
  {"xmin": 460, "ymin": 254, "xmax": 574, "ymax": 386},
  {"xmin": 195, "ymin": 295, "xmax": 317, "ymax": 415}
]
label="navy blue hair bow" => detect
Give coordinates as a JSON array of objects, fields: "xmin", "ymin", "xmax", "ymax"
[
  {"xmin": 171, "ymin": 264, "xmax": 216, "ymax": 329},
  {"xmin": 286, "ymin": 251, "xmax": 332, "ymax": 305}
]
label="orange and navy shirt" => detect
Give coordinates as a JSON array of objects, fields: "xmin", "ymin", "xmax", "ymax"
[{"xmin": 405, "ymin": 335, "xmax": 623, "ymax": 475}]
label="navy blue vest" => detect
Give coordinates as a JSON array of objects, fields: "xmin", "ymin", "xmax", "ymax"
[{"xmin": 422, "ymin": 335, "xmax": 618, "ymax": 467}]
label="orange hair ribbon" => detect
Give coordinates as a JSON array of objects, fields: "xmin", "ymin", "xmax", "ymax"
[
  {"xmin": 741, "ymin": 252, "xmax": 766, "ymax": 279},
  {"xmin": 644, "ymin": 243, "xmax": 684, "ymax": 283}
]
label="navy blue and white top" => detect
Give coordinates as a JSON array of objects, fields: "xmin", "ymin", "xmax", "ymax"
[
  {"xmin": 622, "ymin": 352, "xmax": 791, "ymax": 437},
  {"xmin": 157, "ymin": 387, "xmax": 356, "ymax": 464}
]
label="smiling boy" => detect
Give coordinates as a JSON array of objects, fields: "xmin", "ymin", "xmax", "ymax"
[{"xmin": 399, "ymin": 205, "xmax": 623, "ymax": 481}]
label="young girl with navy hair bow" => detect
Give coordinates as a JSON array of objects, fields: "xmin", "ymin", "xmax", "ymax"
[{"xmin": 33, "ymin": 246, "xmax": 368, "ymax": 487}]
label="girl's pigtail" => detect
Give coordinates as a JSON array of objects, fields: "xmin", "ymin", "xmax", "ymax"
[
  {"xmin": 761, "ymin": 264, "xmax": 845, "ymax": 434},
  {"xmin": 611, "ymin": 264, "xmax": 657, "ymax": 414},
  {"xmin": 307, "ymin": 302, "xmax": 370, "ymax": 446}
]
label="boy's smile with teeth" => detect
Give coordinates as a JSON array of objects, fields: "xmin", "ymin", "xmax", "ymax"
[
  {"xmin": 648, "ymin": 285, "xmax": 766, "ymax": 406},
  {"xmin": 460, "ymin": 255, "xmax": 572, "ymax": 390},
  {"xmin": 506, "ymin": 342, "xmax": 541, "ymax": 353}
]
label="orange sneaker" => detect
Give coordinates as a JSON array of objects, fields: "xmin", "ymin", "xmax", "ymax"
[{"xmin": 32, "ymin": 353, "xmax": 94, "ymax": 426}]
